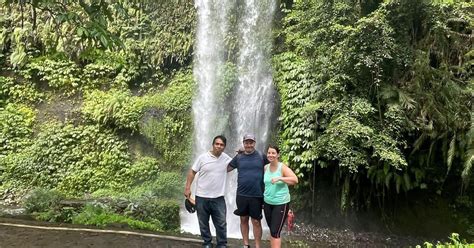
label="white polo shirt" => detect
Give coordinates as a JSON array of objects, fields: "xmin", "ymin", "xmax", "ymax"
[{"xmin": 192, "ymin": 151, "xmax": 232, "ymax": 198}]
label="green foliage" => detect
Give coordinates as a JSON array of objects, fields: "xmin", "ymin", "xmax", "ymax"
[
  {"xmin": 0, "ymin": 1, "xmax": 204, "ymax": 234},
  {"xmin": 27, "ymin": 58, "xmax": 83, "ymax": 95},
  {"xmin": 217, "ymin": 62, "xmax": 239, "ymax": 103},
  {"xmin": 275, "ymin": 0, "xmax": 473, "ymax": 212},
  {"xmin": 1, "ymin": 122, "xmax": 131, "ymax": 196},
  {"xmin": 110, "ymin": 1, "xmax": 196, "ymax": 68},
  {"xmin": 0, "ymin": 75, "xmax": 44, "ymax": 105},
  {"xmin": 1, "ymin": 1, "xmax": 122, "ymax": 65},
  {"xmin": 115, "ymin": 156, "xmax": 161, "ymax": 187},
  {"xmin": 141, "ymin": 70, "xmax": 194, "ymax": 167},
  {"xmin": 35, "ymin": 206, "xmax": 77, "ymax": 223},
  {"xmin": 287, "ymin": 240, "xmax": 311, "ymax": 248},
  {"xmin": 22, "ymin": 188, "xmax": 64, "ymax": 214},
  {"xmin": 92, "ymin": 171, "xmax": 182, "ymax": 201},
  {"xmin": 72, "ymin": 203, "xmax": 162, "ymax": 231},
  {"xmin": 146, "ymin": 70, "xmax": 195, "ymax": 111},
  {"xmin": 417, "ymin": 233, "xmax": 474, "ymax": 248},
  {"xmin": 0, "ymin": 103, "xmax": 35, "ymax": 156},
  {"xmin": 27, "ymin": 57, "xmax": 124, "ymax": 96},
  {"xmin": 82, "ymin": 89, "xmax": 145, "ymax": 131},
  {"xmin": 125, "ymin": 198, "xmax": 180, "ymax": 231}
]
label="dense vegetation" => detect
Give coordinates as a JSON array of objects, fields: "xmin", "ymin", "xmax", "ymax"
[
  {"xmin": 0, "ymin": 0, "xmax": 196, "ymax": 232},
  {"xmin": 0, "ymin": 0, "xmax": 472, "ymax": 242},
  {"xmin": 275, "ymin": 0, "xmax": 473, "ymax": 239}
]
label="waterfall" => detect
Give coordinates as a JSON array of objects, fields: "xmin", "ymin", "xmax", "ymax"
[
  {"xmin": 181, "ymin": 0, "xmax": 277, "ymax": 239},
  {"xmin": 230, "ymin": 0, "xmax": 277, "ymax": 151}
]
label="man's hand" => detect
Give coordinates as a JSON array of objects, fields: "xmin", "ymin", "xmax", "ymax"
[{"xmin": 184, "ymin": 188, "xmax": 191, "ymax": 199}]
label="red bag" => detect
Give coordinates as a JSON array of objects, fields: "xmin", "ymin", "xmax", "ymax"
[{"xmin": 287, "ymin": 209, "xmax": 295, "ymax": 233}]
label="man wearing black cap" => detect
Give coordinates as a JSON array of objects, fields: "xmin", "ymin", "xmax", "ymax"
[
  {"xmin": 184, "ymin": 135, "xmax": 232, "ymax": 248},
  {"xmin": 228, "ymin": 134, "xmax": 269, "ymax": 248}
]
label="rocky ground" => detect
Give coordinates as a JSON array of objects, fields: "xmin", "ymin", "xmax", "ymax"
[{"xmin": 288, "ymin": 222, "xmax": 425, "ymax": 247}]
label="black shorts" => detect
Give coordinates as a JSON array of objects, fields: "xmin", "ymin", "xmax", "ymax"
[
  {"xmin": 233, "ymin": 195, "xmax": 263, "ymax": 220},
  {"xmin": 263, "ymin": 202, "xmax": 290, "ymax": 238}
]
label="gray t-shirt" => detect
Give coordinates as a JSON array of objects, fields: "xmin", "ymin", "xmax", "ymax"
[{"xmin": 192, "ymin": 151, "xmax": 232, "ymax": 198}]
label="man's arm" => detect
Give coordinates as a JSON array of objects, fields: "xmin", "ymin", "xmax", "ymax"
[
  {"xmin": 184, "ymin": 169, "xmax": 197, "ymax": 199},
  {"xmin": 227, "ymin": 154, "xmax": 238, "ymax": 172}
]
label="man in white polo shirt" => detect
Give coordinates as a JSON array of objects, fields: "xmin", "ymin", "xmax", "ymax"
[{"xmin": 184, "ymin": 135, "xmax": 232, "ymax": 248}]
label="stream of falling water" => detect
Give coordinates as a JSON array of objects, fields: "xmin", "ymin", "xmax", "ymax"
[{"xmin": 181, "ymin": 0, "xmax": 277, "ymax": 239}]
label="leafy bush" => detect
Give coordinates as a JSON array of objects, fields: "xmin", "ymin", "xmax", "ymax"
[
  {"xmin": 0, "ymin": 76, "xmax": 44, "ymax": 105},
  {"xmin": 23, "ymin": 188, "xmax": 77, "ymax": 222},
  {"xmin": 82, "ymin": 89, "xmax": 145, "ymax": 131},
  {"xmin": 417, "ymin": 233, "xmax": 474, "ymax": 248},
  {"xmin": 22, "ymin": 188, "xmax": 64, "ymax": 214},
  {"xmin": 28, "ymin": 58, "xmax": 83, "ymax": 96},
  {"xmin": 125, "ymin": 198, "xmax": 180, "ymax": 231},
  {"xmin": 118, "ymin": 156, "xmax": 162, "ymax": 186},
  {"xmin": 36, "ymin": 206, "xmax": 77, "ymax": 223},
  {"xmin": 146, "ymin": 70, "xmax": 195, "ymax": 111},
  {"xmin": 2, "ymin": 122, "xmax": 131, "ymax": 196},
  {"xmin": 92, "ymin": 172, "xmax": 182, "ymax": 201},
  {"xmin": 112, "ymin": 1, "xmax": 196, "ymax": 68},
  {"xmin": 141, "ymin": 70, "xmax": 194, "ymax": 167},
  {"xmin": 0, "ymin": 103, "xmax": 35, "ymax": 156},
  {"xmin": 72, "ymin": 203, "xmax": 162, "ymax": 231},
  {"xmin": 129, "ymin": 172, "xmax": 182, "ymax": 199},
  {"xmin": 27, "ymin": 56, "xmax": 131, "ymax": 96}
]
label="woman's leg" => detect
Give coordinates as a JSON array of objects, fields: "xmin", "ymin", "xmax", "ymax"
[{"xmin": 268, "ymin": 203, "xmax": 290, "ymax": 248}]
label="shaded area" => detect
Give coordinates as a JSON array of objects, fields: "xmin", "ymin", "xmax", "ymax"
[{"xmin": 289, "ymin": 222, "xmax": 424, "ymax": 247}]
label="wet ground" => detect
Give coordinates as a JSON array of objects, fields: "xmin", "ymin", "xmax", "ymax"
[
  {"xmin": 289, "ymin": 222, "xmax": 424, "ymax": 247},
  {"xmin": 0, "ymin": 217, "xmax": 204, "ymax": 248},
  {"xmin": 0, "ymin": 217, "xmax": 427, "ymax": 248}
]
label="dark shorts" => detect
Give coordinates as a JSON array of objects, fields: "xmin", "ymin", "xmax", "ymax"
[
  {"xmin": 264, "ymin": 202, "xmax": 290, "ymax": 238},
  {"xmin": 233, "ymin": 195, "xmax": 263, "ymax": 220}
]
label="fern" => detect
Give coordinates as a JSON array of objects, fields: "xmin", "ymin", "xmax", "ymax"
[{"xmin": 446, "ymin": 133, "xmax": 456, "ymax": 177}]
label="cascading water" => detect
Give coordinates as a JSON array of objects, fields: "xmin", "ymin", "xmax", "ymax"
[
  {"xmin": 181, "ymin": 0, "xmax": 234, "ymax": 236},
  {"xmin": 181, "ymin": 0, "xmax": 277, "ymax": 239},
  {"xmin": 230, "ymin": 0, "xmax": 276, "ymax": 151}
]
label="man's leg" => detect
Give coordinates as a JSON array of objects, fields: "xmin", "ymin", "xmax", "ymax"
[
  {"xmin": 251, "ymin": 218, "xmax": 262, "ymax": 248},
  {"xmin": 248, "ymin": 197, "xmax": 264, "ymax": 248},
  {"xmin": 211, "ymin": 197, "xmax": 227, "ymax": 248},
  {"xmin": 240, "ymin": 215, "xmax": 250, "ymax": 246},
  {"xmin": 196, "ymin": 196, "xmax": 212, "ymax": 246}
]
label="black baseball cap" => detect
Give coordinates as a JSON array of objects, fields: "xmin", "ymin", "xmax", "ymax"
[{"xmin": 185, "ymin": 198, "xmax": 195, "ymax": 213}]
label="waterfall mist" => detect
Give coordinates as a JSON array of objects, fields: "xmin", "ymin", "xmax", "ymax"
[{"xmin": 181, "ymin": 0, "xmax": 277, "ymax": 239}]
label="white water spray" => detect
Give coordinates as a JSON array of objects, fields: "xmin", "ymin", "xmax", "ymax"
[{"xmin": 181, "ymin": 0, "xmax": 277, "ymax": 240}]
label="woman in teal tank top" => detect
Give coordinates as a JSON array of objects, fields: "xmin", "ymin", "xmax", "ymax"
[{"xmin": 263, "ymin": 145, "xmax": 298, "ymax": 248}]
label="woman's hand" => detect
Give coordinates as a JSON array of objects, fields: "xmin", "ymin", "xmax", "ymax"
[{"xmin": 271, "ymin": 177, "xmax": 281, "ymax": 184}]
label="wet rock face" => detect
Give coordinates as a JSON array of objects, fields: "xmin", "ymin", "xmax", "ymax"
[
  {"xmin": 1, "ymin": 207, "xmax": 26, "ymax": 216},
  {"xmin": 0, "ymin": 205, "xmax": 26, "ymax": 218}
]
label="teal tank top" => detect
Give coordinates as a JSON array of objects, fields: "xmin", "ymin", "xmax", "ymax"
[{"xmin": 263, "ymin": 162, "xmax": 290, "ymax": 205}]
